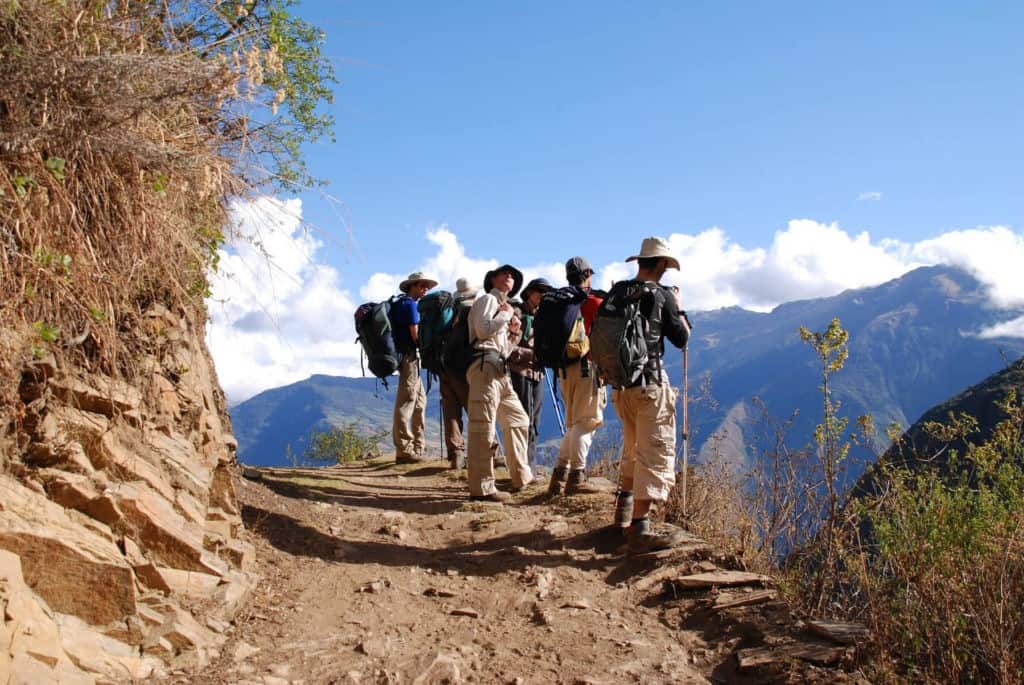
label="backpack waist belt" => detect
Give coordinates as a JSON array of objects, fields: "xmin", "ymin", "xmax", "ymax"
[{"xmin": 476, "ymin": 349, "xmax": 507, "ymax": 375}]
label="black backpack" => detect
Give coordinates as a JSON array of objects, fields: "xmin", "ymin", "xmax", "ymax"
[
  {"xmin": 417, "ymin": 290, "xmax": 456, "ymax": 377},
  {"xmin": 354, "ymin": 298, "xmax": 399, "ymax": 385},
  {"xmin": 441, "ymin": 302, "xmax": 476, "ymax": 378},
  {"xmin": 589, "ymin": 281, "xmax": 655, "ymax": 389},
  {"xmin": 533, "ymin": 286, "xmax": 588, "ymax": 370}
]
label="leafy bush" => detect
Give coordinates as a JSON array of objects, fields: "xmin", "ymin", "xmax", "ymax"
[
  {"xmin": 849, "ymin": 391, "xmax": 1024, "ymax": 683},
  {"xmin": 304, "ymin": 423, "xmax": 389, "ymax": 465}
]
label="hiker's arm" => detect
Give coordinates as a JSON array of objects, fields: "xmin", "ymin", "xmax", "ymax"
[
  {"xmin": 470, "ymin": 296, "xmax": 512, "ymax": 340},
  {"xmin": 408, "ymin": 324, "xmax": 419, "ymax": 345},
  {"xmin": 661, "ymin": 288, "xmax": 690, "ymax": 349}
]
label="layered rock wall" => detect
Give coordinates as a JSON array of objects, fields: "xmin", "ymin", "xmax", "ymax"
[{"xmin": 1, "ymin": 306, "xmax": 253, "ymax": 683}]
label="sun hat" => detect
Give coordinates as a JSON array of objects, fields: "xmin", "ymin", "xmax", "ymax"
[
  {"xmin": 521, "ymin": 277, "xmax": 553, "ymax": 297},
  {"xmin": 565, "ymin": 256, "xmax": 594, "ymax": 280},
  {"xmin": 625, "ymin": 237, "xmax": 680, "ymax": 270},
  {"xmin": 483, "ymin": 264, "xmax": 524, "ymax": 298},
  {"xmin": 399, "ymin": 271, "xmax": 439, "ymax": 294},
  {"xmin": 454, "ymin": 277, "xmax": 479, "ymax": 300}
]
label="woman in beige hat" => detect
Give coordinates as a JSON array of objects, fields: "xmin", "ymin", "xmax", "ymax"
[{"xmin": 392, "ymin": 272, "xmax": 438, "ymax": 464}]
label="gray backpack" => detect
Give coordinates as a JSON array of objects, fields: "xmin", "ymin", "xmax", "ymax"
[{"xmin": 589, "ymin": 281, "xmax": 655, "ymax": 389}]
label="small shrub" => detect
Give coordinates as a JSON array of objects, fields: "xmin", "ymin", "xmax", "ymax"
[{"xmin": 304, "ymin": 423, "xmax": 388, "ymax": 465}]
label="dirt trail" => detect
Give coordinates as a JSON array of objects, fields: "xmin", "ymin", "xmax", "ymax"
[{"xmin": 161, "ymin": 458, "xmax": 864, "ymax": 685}]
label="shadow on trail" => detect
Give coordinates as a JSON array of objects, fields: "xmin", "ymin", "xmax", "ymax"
[
  {"xmin": 242, "ymin": 504, "xmax": 617, "ymax": 579},
  {"xmin": 256, "ymin": 476, "xmax": 465, "ymax": 516}
]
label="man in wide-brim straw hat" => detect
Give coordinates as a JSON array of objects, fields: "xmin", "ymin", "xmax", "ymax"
[
  {"xmin": 391, "ymin": 271, "xmax": 439, "ymax": 464},
  {"xmin": 602, "ymin": 237, "xmax": 691, "ymax": 554},
  {"xmin": 465, "ymin": 264, "xmax": 535, "ymax": 502}
]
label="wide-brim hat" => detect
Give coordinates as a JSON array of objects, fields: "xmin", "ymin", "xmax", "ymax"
[
  {"xmin": 625, "ymin": 237, "xmax": 680, "ymax": 270},
  {"xmin": 521, "ymin": 277, "xmax": 554, "ymax": 297},
  {"xmin": 399, "ymin": 271, "xmax": 439, "ymax": 293},
  {"xmin": 454, "ymin": 277, "xmax": 479, "ymax": 300},
  {"xmin": 483, "ymin": 264, "xmax": 524, "ymax": 298}
]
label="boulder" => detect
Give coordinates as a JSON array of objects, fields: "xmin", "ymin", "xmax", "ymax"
[{"xmin": 0, "ymin": 478, "xmax": 137, "ymax": 626}]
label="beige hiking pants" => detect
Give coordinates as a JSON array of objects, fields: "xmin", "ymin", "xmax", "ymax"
[
  {"xmin": 613, "ymin": 381, "xmax": 676, "ymax": 502},
  {"xmin": 392, "ymin": 354, "xmax": 426, "ymax": 459},
  {"xmin": 466, "ymin": 360, "xmax": 533, "ymax": 496},
  {"xmin": 556, "ymin": 361, "xmax": 607, "ymax": 470}
]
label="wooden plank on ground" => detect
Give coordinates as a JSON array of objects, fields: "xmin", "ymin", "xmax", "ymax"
[
  {"xmin": 672, "ymin": 571, "xmax": 771, "ymax": 590},
  {"xmin": 737, "ymin": 641, "xmax": 846, "ymax": 669},
  {"xmin": 713, "ymin": 589, "xmax": 778, "ymax": 610},
  {"xmin": 806, "ymin": 620, "xmax": 868, "ymax": 645}
]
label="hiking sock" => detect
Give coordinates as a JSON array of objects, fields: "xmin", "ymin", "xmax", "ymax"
[{"xmin": 614, "ymin": 491, "xmax": 634, "ymax": 528}]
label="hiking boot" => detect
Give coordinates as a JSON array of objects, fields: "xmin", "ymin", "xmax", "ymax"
[
  {"xmin": 627, "ymin": 519, "xmax": 686, "ymax": 556},
  {"xmin": 614, "ymin": 491, "xmax": 634, "ymax": 528},
  {"xmin": 510, "ymin": 476, "xmax": 537, "ymax": 494},
  {"xmin": 564, "ymin": 469, "xmax": 606, "ymax": 495},
  {"xmin": 396, "ymin": 454, "xmax": 427, "ymax": 465},
  {"xmin": 469, "ymin": 491, "xmax": 512, "ymax": 504},
  {"xmin": 547, "ymin": 467, "xmax": 568, "ymax": 495}
]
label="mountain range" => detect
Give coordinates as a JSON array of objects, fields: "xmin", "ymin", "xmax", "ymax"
[{"xmin": 230, "ymin": 265, "xmax": 1024, "ymax": 485}]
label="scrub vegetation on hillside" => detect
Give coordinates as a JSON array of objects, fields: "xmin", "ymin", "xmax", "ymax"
[{"xmin": 675, "ymin": 320, "xmax": 1024, "ymax": 683}]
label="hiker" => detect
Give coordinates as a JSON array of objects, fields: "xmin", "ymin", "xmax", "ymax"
[
  {"xmin": 547, "ymin": 257, "xmax": 608, "ymax": 496},
  {"xmin": 391, "ymin": 272, "xmax": 438, "ymax": 464},
  {"xmin": 466, "ymin": 264, "xmax": 535, "ymax": 502},
  {"xmin": 508, "ymin": 278, "xmax": 553, "ymax": 466},
  {"xmin": 438, "ymin": 278, "xmax": 478, "ymax": 468},
  {"xmin": 599, "ymin": 237, "xmax": 690, "ymax": 554}
]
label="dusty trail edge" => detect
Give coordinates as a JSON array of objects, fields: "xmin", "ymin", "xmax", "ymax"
[{"xmin": 158, "ymin": 457, "xmax": 869, "ymax": 685}]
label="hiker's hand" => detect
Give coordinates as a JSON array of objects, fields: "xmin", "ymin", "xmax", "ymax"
[
  {"xmin": 498, "ymin": 301, "xmax": 513, "ymax": 314},
  {"xmin": 508, "ymin": 314, "xmax": 522, "ymax": 335}
]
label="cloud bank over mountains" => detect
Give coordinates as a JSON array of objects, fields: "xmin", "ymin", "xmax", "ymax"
[{"xmin": 207, "ymin": 197, "xmax": 1024, "ymax": 403}]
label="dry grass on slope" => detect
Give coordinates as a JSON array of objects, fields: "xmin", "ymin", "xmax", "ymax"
[{"xmin": 0, "ymin": 1, "xmax": 332, "ymax": 435}]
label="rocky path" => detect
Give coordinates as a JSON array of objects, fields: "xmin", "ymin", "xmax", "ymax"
[{"xmin": 160, "ymin": 458, "xmax": 865, "ymax": 685}]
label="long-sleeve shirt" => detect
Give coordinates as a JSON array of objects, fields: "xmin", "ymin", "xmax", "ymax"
[{"xmin": 469, "ymin": 288, "xmax": 515, "ymax": 357}]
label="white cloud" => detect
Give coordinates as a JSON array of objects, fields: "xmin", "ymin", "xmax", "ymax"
[
  {"xmin": 207, "ymin": 200, "xmax": 1024, "ymax": 402},
  {"xmin": 858, "ymin": 191, "xmax": 883, "ymax": 201},
  {"xmin": 206, "ymin": 197, "xmax": 363, "ymax": 403}
]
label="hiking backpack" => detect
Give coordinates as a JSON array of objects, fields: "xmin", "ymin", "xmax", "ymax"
[
  {"xmin": 441, "ymin": 301, "xmax": 476, "ymax": 378},
  {"xmin": 354, "ymin": 298, "xmax": 399, "ymax": 385},
  {"xmin": 417, "ymin": 290, "xmax": 456, "ymax": 377},
  {"xmin": 589, "ymin": 281, "xmax": 655, "ymax": 389},
  {"xmin": 533, "ymin": 286, "xmax": 589, "ymax": 370}
]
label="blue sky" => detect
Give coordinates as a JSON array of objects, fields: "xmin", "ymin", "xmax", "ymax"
[
  {"xmin": 297, "ymin": 1, "xmax": 1023, "ymax": 274},
  {"xmin": 207, "ymin": 2, "xmax": 1024, "ymax": 401}
]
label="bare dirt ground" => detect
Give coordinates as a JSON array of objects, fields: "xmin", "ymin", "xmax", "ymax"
[{"xmin": 160, "ymin": 458, "xmax": 868, "ymax": 685}]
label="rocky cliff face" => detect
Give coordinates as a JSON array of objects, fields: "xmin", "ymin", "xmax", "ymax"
[{"xmin": 1, "ymin": 305, "xmax": 254, "ymax": 683}]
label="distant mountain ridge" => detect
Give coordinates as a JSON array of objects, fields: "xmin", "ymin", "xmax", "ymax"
[
  {"xmin": 230, "ymin": 265, "xmax": 1024, "ymax": 482},
  {"xmin": 852, "ymin": 356, "xmax": 1024, "ymax": 500}
]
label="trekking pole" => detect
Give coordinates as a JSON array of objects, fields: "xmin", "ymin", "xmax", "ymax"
[
  {"xmin": 681, "ymin": 345, "xmax": 690, "ymax": 517},
  {"xmin": 545, "ymin": 370, "xmax": 566, "ymax": 436},
  {"xmin": 439, "ymin": 387, "xmax": 444, "ymax": 460}
]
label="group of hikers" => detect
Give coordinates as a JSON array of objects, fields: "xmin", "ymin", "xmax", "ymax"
[{"xmin": 355, "ymin": 237, "xmax": 691, "ymax": 555}]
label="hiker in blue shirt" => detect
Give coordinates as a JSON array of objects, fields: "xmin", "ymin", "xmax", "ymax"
[{"xmin": 391, "ymin": 272, "xmax": 438, "ymax": 464}]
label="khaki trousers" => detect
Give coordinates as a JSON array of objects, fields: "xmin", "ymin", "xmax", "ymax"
[
  {"xmin": 439, "ymin": 371, "xmax": 469, "ymax": 462},
  {"xmin": 392, "ymin": 355, "xmax": 426, "ymax": 459},
  {"xmin": 613, "ymin": 381, "xmax": 676, "ymax": 502},
  {"xmin": 466, "ymin": 361, "xmax": 533, "ymax": 496},
  {"xmin": 556, "ymin": 361, "xmax": 607, "ymax": 470}
]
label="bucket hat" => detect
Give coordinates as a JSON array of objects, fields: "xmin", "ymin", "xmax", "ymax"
[
  {"xmin": 454, "ymin": 277, "xmax": 479, "ymax": 300},
  {"xmin": 521, "ymin": 277, "xmax": 554, "ymax": 298},
  {"xmin": 483, "ymin": 264, "xmax": 524, "ymax": 298},
  {"xmin": 625, "ymin": 237, "xmax": 680, "ymax": 270},
  {"xmin": 399, "ymin": 271, "xmax": 439, "ymax": 294}
]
